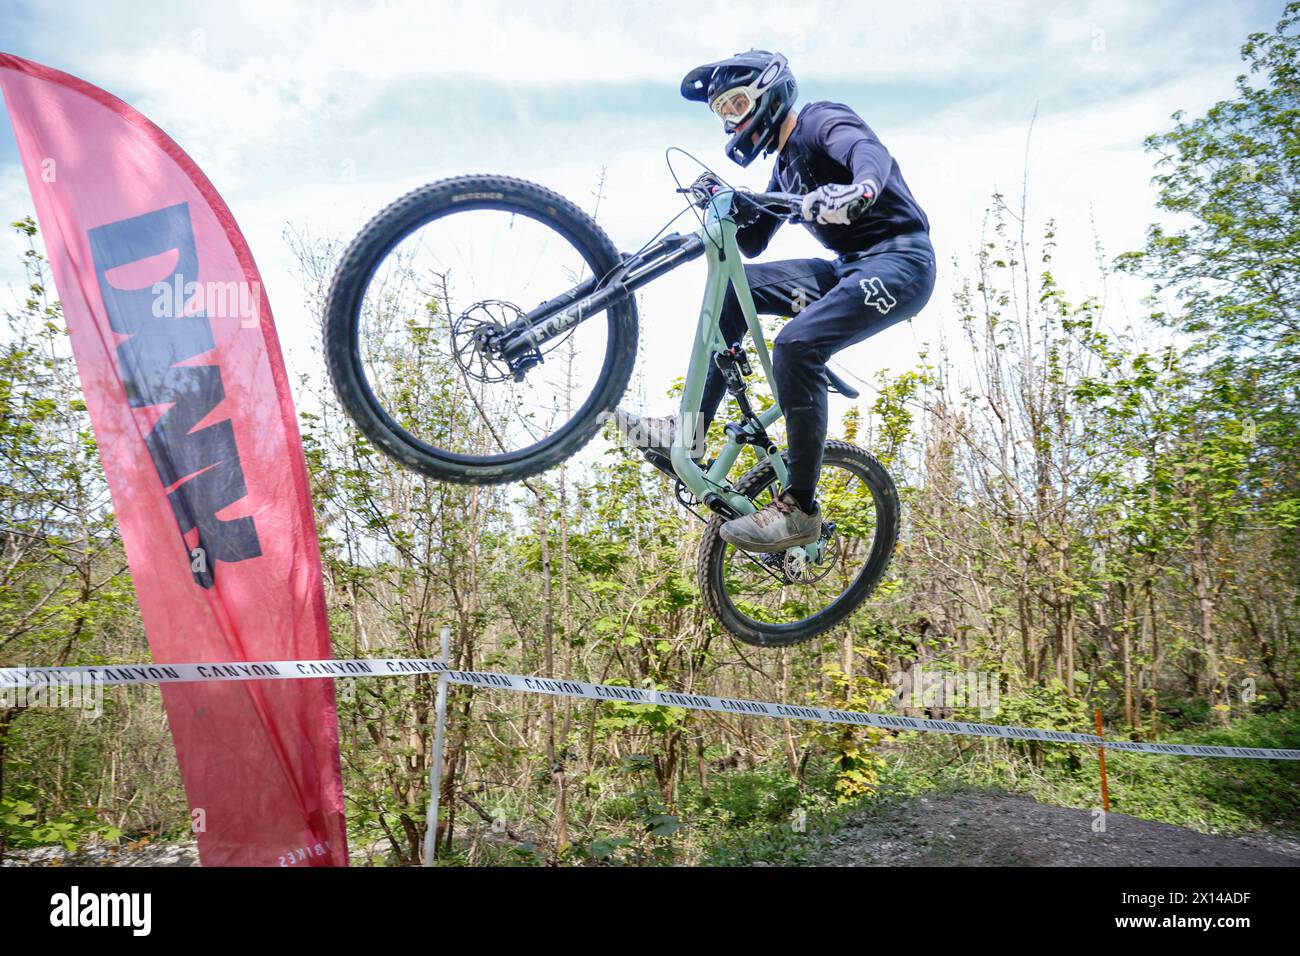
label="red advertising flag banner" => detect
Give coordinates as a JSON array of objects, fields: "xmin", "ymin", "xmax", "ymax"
[{"xmin": 0, "ymin": 53, "xmax": 347, "ymax": 866}]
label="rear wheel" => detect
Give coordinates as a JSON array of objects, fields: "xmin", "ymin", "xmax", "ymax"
[
  {"xmin": 697, "ymin": 442, "xmax": 899, "ymax": 647},
  {"xmin": 323, "ymin": 175, "xmax": 638, "ymax": 485}
]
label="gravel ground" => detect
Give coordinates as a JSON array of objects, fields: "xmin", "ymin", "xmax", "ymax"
[
  {"xmin": 3, "ymin": 841, "xmax": 199, "ymax": 867},
  {"xmin": 805, "ymin": 791, "xmax": 1300, "ymax": 867},
  {"xmin": 6, "ymin": 791, "xmax": 1296, "ymax": 867}
]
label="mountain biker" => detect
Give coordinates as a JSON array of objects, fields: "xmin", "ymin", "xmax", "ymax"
[{"xmin": 614, "ymin": 49, "xmax": 936, "ymax": 553}]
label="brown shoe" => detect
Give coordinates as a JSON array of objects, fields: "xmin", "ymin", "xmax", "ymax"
[{"xmin": 719, "ymin": 491, "xmax": 821, "ymax": 553}]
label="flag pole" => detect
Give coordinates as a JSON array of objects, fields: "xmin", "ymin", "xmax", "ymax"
[{"xmin": 423, "ymin": 626, "xmax": 451, "ymax": 866}]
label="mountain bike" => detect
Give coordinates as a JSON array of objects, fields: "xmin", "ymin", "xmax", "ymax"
[{"xmin": 323, "ymin": 174, "xmax": 899, "ymax": 646}]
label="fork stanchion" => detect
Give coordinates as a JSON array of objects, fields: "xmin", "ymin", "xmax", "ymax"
[{"xmin": 423, "ymin": 626, "xmax": 452, "ymax": 866}]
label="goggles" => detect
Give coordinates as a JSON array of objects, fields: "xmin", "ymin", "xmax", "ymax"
[{"xmin": 708, "ymin": 53, "xmax": 787, "ymax": 133}]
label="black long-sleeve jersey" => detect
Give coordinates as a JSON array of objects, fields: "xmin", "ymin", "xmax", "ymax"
[{"xmin": 738, "ymin": 100, "xmax": 929, "ymax": 258}]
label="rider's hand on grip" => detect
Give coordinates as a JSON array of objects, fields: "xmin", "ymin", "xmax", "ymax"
[{"xmin": 801, "ymin": 183, "xmax": 874, "ymax": 225}]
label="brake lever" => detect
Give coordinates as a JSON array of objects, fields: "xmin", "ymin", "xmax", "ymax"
[
  {"xmin": 781, "ymin": 204, "xmax": 807, "ymax": 224},
  {"xmin": 677, "ymin": 184, "xmax": 720, "ymax": 209}
]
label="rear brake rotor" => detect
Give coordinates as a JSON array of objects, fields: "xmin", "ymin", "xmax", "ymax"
[{"xmin": 778, "ymin": 524, "xmax": 840, "ymax": 584}]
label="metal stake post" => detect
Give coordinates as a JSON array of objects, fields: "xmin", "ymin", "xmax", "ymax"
[{"xmin": 423, "ymin": 625, "xmax": 451, "ymax": 866}]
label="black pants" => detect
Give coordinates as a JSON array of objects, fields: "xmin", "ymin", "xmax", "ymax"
[{"xmin": 700, "ymin": 232, "xmax": 937, "ymax": 492}]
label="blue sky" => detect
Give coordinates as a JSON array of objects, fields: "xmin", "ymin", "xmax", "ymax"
[{"xmin": 0, "ymin": 0, "xmax": 1289, "ymax": 420}]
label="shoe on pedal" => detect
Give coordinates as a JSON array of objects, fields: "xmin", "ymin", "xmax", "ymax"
[
  {"xmin": 611, "ymin": 408, "xmax": 700, "ymax": 479},
  {"xmin": 720, "ymin": 491, "xmax": 821, "ymax": 553}
]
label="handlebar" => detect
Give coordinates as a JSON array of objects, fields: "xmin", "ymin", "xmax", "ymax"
[
  {"xmin": 739, "ymin": 190, "xmax": 807, "ymax": 222},
  {"xmin": 729, "ymin": 188, "xmax": 871, "ymax": 225},
  {"xmin": 677, "ymin": 183, "xmax": 806, "ymax": 222},
  {"xmin": 743, "ymin": 190, "xmax": 803, "ymax": 211}
]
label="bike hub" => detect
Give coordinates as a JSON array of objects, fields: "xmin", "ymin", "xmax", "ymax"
[{"xmin": 451, "ymin": 299, "xmax": 539, "ymax": 383}]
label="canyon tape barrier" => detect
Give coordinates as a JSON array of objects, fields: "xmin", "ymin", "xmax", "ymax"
[{"xmin": 2, "ymin": 657, "xmax": 1296, "ymax": 761}]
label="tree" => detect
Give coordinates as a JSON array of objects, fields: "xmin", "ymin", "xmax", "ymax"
[{"xmin": 1118, "ymin": 3, "xmax": 1300, "ymax": 379}]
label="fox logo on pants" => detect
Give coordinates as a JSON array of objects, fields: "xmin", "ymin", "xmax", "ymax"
[{"xmin": 859, "ymin": 276, "xmax": 897, "ymax": 314}]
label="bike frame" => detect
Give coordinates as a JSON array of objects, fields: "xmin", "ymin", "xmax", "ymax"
[
  {"xmin": 671, "ymin": 188, "xmax": 788, "ymax": 518},
  {"xmin": 497, "ymin": 187, "xmax": 808, "ymax": 533}
]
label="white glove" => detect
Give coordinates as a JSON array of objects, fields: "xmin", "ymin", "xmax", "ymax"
[{"xmin": 801, "ymin": 182, "xmax": 875, "ymax": 225}]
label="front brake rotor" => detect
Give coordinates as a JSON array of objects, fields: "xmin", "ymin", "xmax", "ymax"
[{"xmin": 451, "ymin": 299, "xmax": 530, "ymax": 383}]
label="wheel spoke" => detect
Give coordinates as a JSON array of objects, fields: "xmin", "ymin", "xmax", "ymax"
[
  {"xmin": 355, "ymin": 205, "xmax": 615, "ymax": 460},
  {"xmin": 706, "ymin": 448, "xmax": 897, "ymax": 645}
]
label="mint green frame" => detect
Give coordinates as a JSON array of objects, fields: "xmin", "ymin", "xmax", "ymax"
[{"xmin": 668, "ymin": 189, "xmax": 791, "ymax": 520}]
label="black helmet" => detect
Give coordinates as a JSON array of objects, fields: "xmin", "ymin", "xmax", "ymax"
[{"xmin": 681, "ymin": 50, "xmax": 797, "ymax": 167}]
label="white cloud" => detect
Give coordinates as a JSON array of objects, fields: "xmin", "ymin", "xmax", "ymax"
[{"xmin": 0, "ymin": 0, "xmax": 1286, "ymax": 421}]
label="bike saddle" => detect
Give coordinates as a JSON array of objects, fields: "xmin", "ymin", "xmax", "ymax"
[{"xmin": 823, "ymin": 367, "xmax": 860, "ymax": 399}]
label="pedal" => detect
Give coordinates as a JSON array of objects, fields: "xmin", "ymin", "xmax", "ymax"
[
  {"xmin": 702, "ymin": 492, "xmax": 741, "ymax": 520},
  {"xmin": 642, "ymin": 449, "xmax": 678, "ymax": 480},
  {"xmin": 644, "ymin": 449, "xmax": 709, "ymax": 480}
]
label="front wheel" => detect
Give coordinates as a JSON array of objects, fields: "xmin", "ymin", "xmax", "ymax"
[
  {"xmin": 697, "ymin": 442, "xmax": 900, "ymax": 647},
  {"xmin": 323, "ymin": 175, "xmax": 638, "ymax": 485}
]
